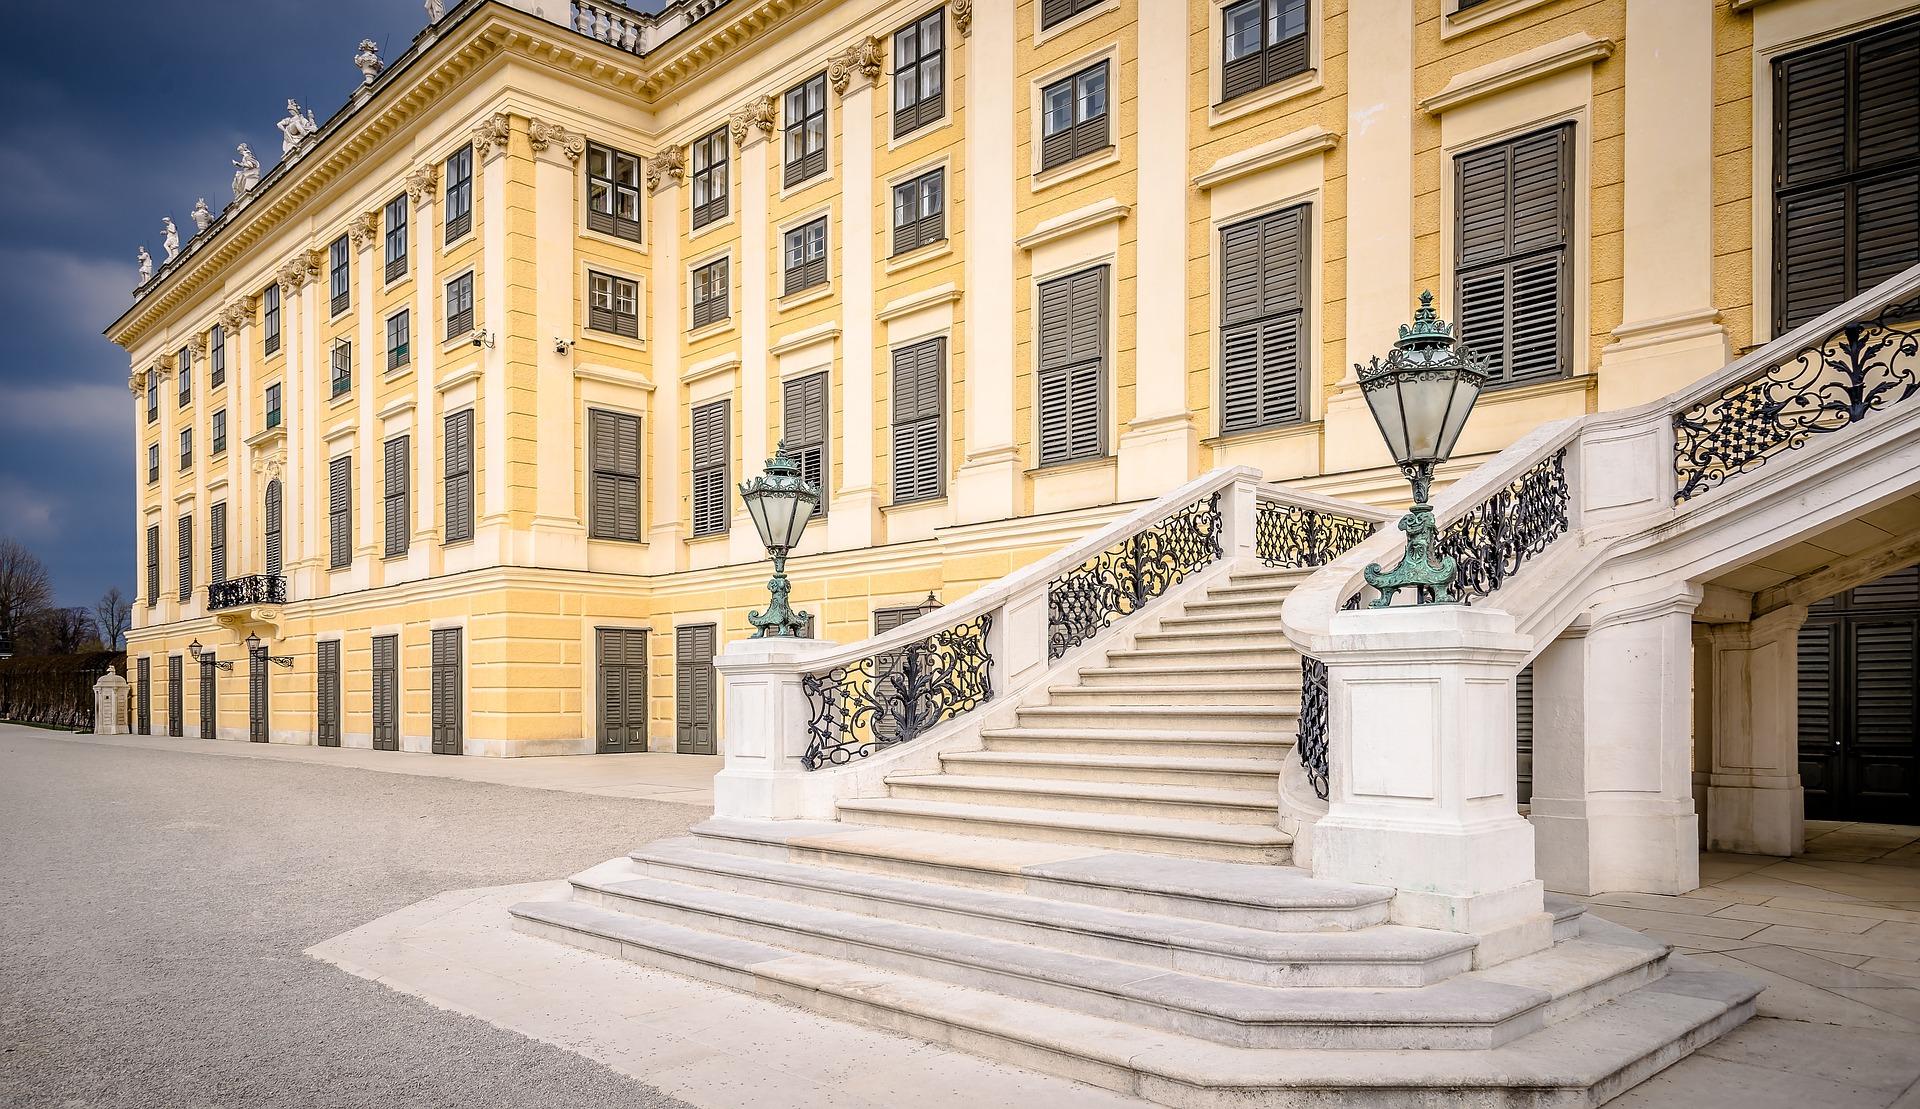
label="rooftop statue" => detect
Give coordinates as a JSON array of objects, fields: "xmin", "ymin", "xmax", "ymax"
[
  {"xmin": 137, "ymin": 246, "xmax": 152, "ymax": 285},
  {"xmin": 354, "ymin": 39, "xmax": 384, "ymax": 85},
  {"xmin": 278, "ymin": 99, "xmax": 318, "ymax": 154},
  {"xmin": 232, "ymin": 144, "xmax": 261, "ymax": 197},
  {"xmin": 162, "ymin": 218, "xmax": 180, "ymax": 262},
  {"xmin": 425, "ymin": 0, "xmax": 444, "ymax": 24},
  {"xmin": 190, "ymin": 198, "xmax": 213, "ymax": 233}
]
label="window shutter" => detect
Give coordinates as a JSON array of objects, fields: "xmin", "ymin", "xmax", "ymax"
[
  {"xmin": 431, "ymin": 627, "xmax": 463, "ymax": 754},
  {"xmin": 1456, "ymin": 124, "xmax": 1571, "ymax": 387},
  {"xmin": 1797, "ymin": 623, "xmax": 1833, "ymax": 750},
  {"xmin": 1037, "ymin": 266, "xmax": 1107, "ymax": 465},
  {"xmin": 691, "ymin": 401, "xmax": 730, "ymax": 536},
  {"xmin": 385, "ymin": 436, "xmax": 410, "ymax": 558},
  {"xmin": 1039, "ymin": 0, "xmax": 1073, "ymax": 28},
  {"xmin": 371, "ymin": 634, "xmax": 399, "ymax": 750},
  {"xmin": 146, "ymin": 524, "xmax": 160, "ymax": 602},
  {"xmin": 675, "ymin": 624, "xmax": 717, "ymax": 754},
  {"xmin": 328, "ymin": 455, "xmax": 352, "ymax": 569},
  {"xmin": 177, "ymin": 515, "xmax": 193, "ymax": 601},
  {"xmin": 588, "ymin": 409, "xmax": 642, "ymax": 541},
  {"xmin": 264, "ymin": 480, "xmax": 283, "ymax": 576},
  {"xmin": 1220, "ymin": 205, "xmax": 1309, "ymax": 434},
  {"xmin": 783, "ymin": 373, "xmax": 829, "ymax": 509},
  {"xmin": 317, "ymin": 640, "xmax": 341, "ymax": 746},
  {"xmin": 445, "ymin": 410, "xmax": 474, "ymax": 543},
  {"xmin": 890, "ymin": 339, "xmax": 944, "ymax": 502},
  {"xmin": 588, "ymin": 290, "xmax": 615, "ymax": 335},
  {"xmin": 210, "ymin": 502, "xmax": 227, "ymax": 585}
]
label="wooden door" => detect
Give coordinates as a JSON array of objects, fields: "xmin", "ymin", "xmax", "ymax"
[
  {"xmin": 136, "ymin": 656, "xmax": 151, "ymax": 735},
  {"xmin": 198, "ymin": 657, "xmax": 217, "ymax": 740},
  {"xmin": 431, "ymin": 628, "xmax": 463, "ymax": 755},
  {"xmin": 316, "ymin": 640, "xmax": 341, "ymax": 747},
  {"xmin": 371, "ymin": 634, "xmax": 399, "ymax": 751},
  {"xmin": 1799, "ymin": 566, "xmax": 1920, "ymax": 824},
  {"xmin": 598, "ymin": 628, "xmax": 648, "ymax": 753},
  {"xmin": 167, "ymin": 655, "xmax": 183, "ymax": 737},
  {"xmin": 674, "ymin": 624, "xmax": 716, "ymax": 755},
  {"xmin": 248, "ymin": 647, "xmax": 268, "ymax": 743}
]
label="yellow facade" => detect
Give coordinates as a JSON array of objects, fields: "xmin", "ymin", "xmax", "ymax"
[{"xmin": 108, "ymin": 0, "xmax": 1907, "ymax": 754}]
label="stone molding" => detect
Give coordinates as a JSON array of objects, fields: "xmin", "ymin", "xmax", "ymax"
[
  {"xmin": 828, "ymin": 36, "xmax": 884, "ymax": 96},
  {"xmin": 276, "ymin": 252, "xmax": 317, "ymax": 289},
  {"xmin": 189, "ymin": 333, "xmax": 209, "ymax": 358},
  {"xmin": 645, "ymin": 144, "xmax": 686, "ymax": 193},
  {"xmin": 473, "ymin": 111, "xmax": 513, "ymax": 157},
  {"xmin": 346, "ymin": 210, "xmax": 383, "ymax": 251},
  {"xmin": 1418, "ymin": 32, "xmax": 1615, "ymax": 115},
  {"xmin": 527, "ymin": 117, "xmax": 585, "ymax": 162},
  {"xmin": 403, "ymin": 163, "xmax": 440, "ymax": 203},
  {"xmin": 728, "ymin": 96, "xmax": 775, "ymax": 145},
  {"xmin": 127, "ymin": 368, "xmax": 148, "ymax": 395},
  {"xmin": 952, "ymin": 0, "xmax": 971, "ymax": 36},
  {"xmin": 218, "ymin": 296, "xmax": 255, "ymax": 332}
]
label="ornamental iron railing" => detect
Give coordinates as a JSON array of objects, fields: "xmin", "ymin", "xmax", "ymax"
[
  {"xmin": 1432, "ymin": 449, "xmax": 1570, "ymax": 604},
  {"xmin": 1674, "ymin": 297, "xmax": 1920, "ymax": 502},
  {"xmin": 207, "ymin": 574, "xmax": 288, "ymax": 611},
  {"xmin": 801, "ymin": 613, "xmax": 994, "ymax": 769},
  {"xmin": 1296, "ymin": 655, "xmax": 1330, "ymax": 801},
  {"xmin": 1255, "ymin": 500, "xmax": 1377, "ymax": 569},
  {"xmin": 1046, "ymin": 493, "xmax": 1224, "ymax": 660}
]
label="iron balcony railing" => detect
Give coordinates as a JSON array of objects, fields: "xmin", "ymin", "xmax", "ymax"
[{"xmin": 207, "ymin": 574, "xmax": 288, "ymax": 611}]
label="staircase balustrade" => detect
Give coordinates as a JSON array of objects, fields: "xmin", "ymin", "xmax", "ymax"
[
  {"xmin": 801, "ymin": 613, "xmax": 995, "ymax": 769},
  {"xmin": 1044, "ymin": 493, "xmax": 1224, "ymax": 661},
  {"xmin": 1432, "ymin": 448, "xmax": 1571, "ymax": 604},
  {"xmin": 1253, "ymin": 498, "xmax": 1377, "ymax": 569}
]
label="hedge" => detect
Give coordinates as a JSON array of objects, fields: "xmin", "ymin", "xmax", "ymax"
[{"xmin": 0, "ymin": 651, "xmax": 124, "ymax": 730}]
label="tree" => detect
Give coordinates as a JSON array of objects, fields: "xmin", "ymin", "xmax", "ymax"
[
  {"xmin": 0, "ymin": 537, "xmax": 52, "ymax": 657},
  {"xmin": 96, "ymin": 587, "xmax": 132, "ymax": 651},
  {"xmin": 16, "ymin": 607, "xmax": 100, "ymax": 656}
]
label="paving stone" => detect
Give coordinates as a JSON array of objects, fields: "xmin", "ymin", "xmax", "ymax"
[
  {"xmin": 1586, "ymin": 904, "xmax": 1771, "ymax": 940},
  {"xmin": 1695, "ymin": 1017, "xmax": 1920, "ymax": 1095},
  {"xmin": 1709, "ymin": 902, "xmax": 1883, "ymax": 932},
  {"xmin": 1835, "ymin": 988, "xmax": 1920, "ymax": 1025},
  {"xmin": 1726, "ymin": 945, "xmax": 1915, "ymax": 990},
  {"xmin": 1609, "ymin": 1052, "xmax": 1897, "ymax": 1108},
  {"xmin": 1859, "ymin": 957, "xmax": 1920, "ymax": 983}
]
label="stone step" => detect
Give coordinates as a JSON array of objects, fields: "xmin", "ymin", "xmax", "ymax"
[
  {"xmin": 835, "ymin": 796, "xmax": 1295, "ymax": 864},
  {"xmin": 979, "ymin": 725, "xmax": 1291, "ymax": 759},
  {"xmin": 939, "ymin": 749, "xmax": 1284, "ymax": 790},
  {"xmin": 511, "ymin": 893, "xmax": 1673, "ymax": 1051},
  {"xmin": 1105, "ymin": 643, "xmax": 1299, "ymax": 667},
  {"xmin": 1071, "ymin": 662, "xmax": 1302, "ymax": 688},
  {"xmin": 1043, "ymin": 683, "xmax": 1300, "ymax": 708},
  {"xmin": 883, "ymin": 773, "xmax": 1282, "ymax": 825},
  {"xmin": 1129, "ymin": 628, "xmax": 1295, "ymax": 650},
  {"xmin": 1154, "ymin": 612, "xmax": 1289, "ymax": 634},
  {"xmin": 623, "ymin": 839, "xmax": 1475, "ymax": 987},
  {"xmin": 1015, "ymin": 703, "xmax": 1297, "ymax": 733},
  {"xmin": 686, "ymin": 819, "xmax": 1388, "ymax": 928},
  {"xmin": 1177, "ymin": 596, "xmax": 1292, "ymax": 618}
]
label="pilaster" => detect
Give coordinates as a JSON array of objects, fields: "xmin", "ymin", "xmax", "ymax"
[
  {"xmin": 831, "ymin": 63, "xmax": 881, "ymax": 551},
  {"xmin": 355, "ymin": 211, "xmax": 382, "ymax": 581},
  {"xmin": 528, "ymin": 120, "xmax": 589, "ymax": 569},
  {"xmin": 409, "ymin": 165, "xmax": 440, "ymax": 552},
  {"xmin": 647, "ymin": 162, "xmax": 688, "ymax": 573},
  {"xmin": 477, "ymin": 113, "xmax": 511, "ymax": 554},
  {"xmin": 1705, "ymin": 604, "xmax": 1809, "ymax": 857},
  {"xmin": 733, "ymin": 99, "xmax": 775, "ymax": 565}
]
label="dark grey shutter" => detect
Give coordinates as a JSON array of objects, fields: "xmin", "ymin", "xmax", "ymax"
[
  {"xmin": 248, "ymin": 646, "xmax": 268, "ymax": 742},
  {"xmin": 891, "ymin": 339, "xmax": 944, "ymax": 502},
  {"xmin": 674, "ymin": 624, "xmax": 717, "ymax": 754},
  {"xmin": 329, "ymin": 455, "xmax": 352, "ymax": 569},
  {"xmin": 691, "ymin": 401, "xmax": 730, "ymax": 536},
  {"xmin": 588, "ymin": 409, "xmax": 642, "ymax": 541},
  {"xmin": 198, "ymin": 656, "xmax": 217, "ymax": 740},
  {"xmin": 783, "ymin": 373, "xmax": 829, "ymax": 510},
  {"xmin": 146, "ymin": 525, "xmax": 160, "ymax": 604},
  {"xmin": 1514, "ymin": 663, "xmax": 1534, "ymax": 805},
  {"xmin": 210, "ymin": 501, "xmax": 227, "ymax": 585},
  {"xmin": 445, "ymin": 410, "xmax": 474, "ymax": 543},
  {"xmin": 317, "ymin": 640, "xmax": 341, "ymax": 747},
  {"xmin": 1454, "ymin": 124, "xmax": 1571, "ymax": 388},
  {"xmin": 177, "ymin": 515, "xmax": 193, "ymax": 601},
  {"xmin": 597, "ymin": 627, "xmax": 648, "ymax": 753},
  {"xmin": 371, "ymin": 634, "xmax": 399, "ymax": 750},
  {"xmin": 1220, "ymin": 204, "xmax": 1308, "ymax": 433},
  {"xmin": 588, "ymin": 275, "xmax": 616, "ymax": 334},
  {"xmin": 384, "ymin": 436, "xmax": 410, "ymax": 557},
  {"xmin": 168, "ymin": 655, "xmax": 184, "ymax": 737},
  {"xmin": 1037, "ymin": 266, "xmax": 1107, "ymax": 466},
  {"xmin": 136, "ymin": 656, "xmax": 151, "ymax": 734},
  {"xmin": 431, "ymin": 627, "xmax": 462, "ymax": 755},
  {"xmin": 264, "ymin": 480, "xmax": 283, "ymax": 576}
]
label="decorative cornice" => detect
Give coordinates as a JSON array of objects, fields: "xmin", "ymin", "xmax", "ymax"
[
  {"xmin": 527, "ymin": 117, "xmax": 586, "ymax": 162},
  {"xmin": 728, "ymin": 95, "xmax": 776, "ymax": 145},
  {"xmin": 1015, "ymin": 199, "xmax": 1132, "ymax": 251},
  {"xmin": 827, "ymin": 36, "xmax": 884, "ymax": 96},
  {"xmin": 403, "ymin": 163, "xmax": 440, "ymax": 203},
  {"xmin": 1192, "ymin": 125, "xmax": 1338, "ymax": 190},
  {"xmin": 472, "ymin": 111, "xmax": 513, "ymax": 157},
  {"xmin": 646, "ymin": 144, "xmax": 686, "ymax": 193},
  {"xmin": 952, "ymin": 0, "xmax": 972, "ymax": 36},
  {"xmin": 1419, "ymin": 32, "xmax": 1616, "ymax": 115},
  {"xmin": 346, "ymin": 210, "xmax": 383, "ymax": 251},
  {"xmin": 877, "ymin": 284, "xmax": 962, "ymax": 322}
]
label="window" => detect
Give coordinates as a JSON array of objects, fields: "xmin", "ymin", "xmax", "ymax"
[
  {"xmin": 263, "ymin": 284, "xmax": 282, "ymax": 355},
  {"xmin": 446, "ymin": 271, "xmax": 474, "ymax": 339},
  {"xmin": 212, "ymin": 409, "xmax": 227, "ymax": 455},
  {"xmin": 387, "ymin": 309, "xmax": 411, "ymax": 370},
  {"xmin": 783, "ymin": 372, "xmax": 829, "ymax": 511},
  {"xmin": 1221, "ymin": 0, "xmax": 1309, "ymax": 103},
  {"xmin": 328, "ymin": 454, "xmax": 352, "ymax": 570},
  {"xmin": 585, "ymin": 142, "xmax": 643, "ymax": 242},
  {"xmin": 146, "ymin": 379, "xmax": 158, "ymax": 424},
  {"xmin": 691, "ymin": 400, "xmax": 730, "ymax": 537},
  {"xmin": 588, "ymin": 271, "xmax": 640, "ymax": 338},
  {"xmin": 783, "ymin": 74, "xmax": 828, "ymax": 187},
  {"xmin": 783, "ymin": 218, "xmax": 828, "ymax": 295},
  {"xmin": 210, "ymin": 501, "xmax": 227, "ymax": 584},
  {"xmin": 148, "ymin": 443, "xmax": 159, "ymax": 484},
  {"xmin": 384, "ymin": 194, "xmax": 408, "ymax": 283},
  {"xmin": 588, "ymin": 408, "xmax": 642, "ymax": 541},
  {"xmin": 331, "ymin": 339, "xmax": 352, "ymax": 397},
  {"xmin": 264, "ymin": 479, "xmax": 283, "ymax": 576},
  {"xmin": 177, "ymin": 515, "xmax": 193, "ymax": 601},
  {"xmin": 1219, "ymin": 204, "xmax": 1309, "ymax": 433},
  {"xmin": 1040, "ymin": 0, "xmax": 1104, "ymax": 30},
  {"xmin": 1039, "ymin": 62, "xmax": 1110, "ymax": 171},
  {"xmin": 1773, "ymin": 16, "xmax": 1920, "ymax": 334},
  {"xmin": 893, "ymin": 9, "xmax": 946, "ymax": 138},
  {"xmin": 179, "ymin": 428, "xmax": 193, "ymax": 471},
  {"xmin": 691, "ymin": 258, "xmax": 729, "ymax": 329},
  {"xmin": 329, "ymin": 234, "xmax": 350, "ymax": 316},
  {"xmin": 265, "ymin": 383, "xmax": 282, "ymax": 429},
  {"xmin": 892, "ymin": 168, "xmax": 945, "ymax": 255},
  {"xmin": 1036, "ymin": 265, "xmax": 1108, "ymax": 466},
  {"xmin": 445, "ymin": 409, "xmax": 474, "ymax": 543},
  {"xmin": 891, "ymin": 338, "xmax": 945, "ymax": 502},
  {"xmin": 210, "ymin": 325, "xmax": 225, "ymax": 388},
  {"xmin": 691, "ymin": 128, "xmax": 729, "ymax": 230},
  {"xmin": 445, "ymin": 144, "xmax": 473, "ymax": 243},
  {"xmin": 1455, "ymin": 123, "xmax": 1572, "ymax": 389},
  {"xmin": 178, "ymin": 347, "xmax": 192, "ymax": 406},
  {"xmin": 384, "ymin": 435, "xmax": 410, "ymax": 558},
  {"xmin": 146, "ymin": 525, "xmax": 160, "ymax": 605}
]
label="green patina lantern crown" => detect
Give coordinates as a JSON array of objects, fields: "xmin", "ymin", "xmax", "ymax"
[
  {"xmin": 1355, "ymin": 291, "xmax": 1490, "ymax": 607},
  {"xmin": 739, "ymin": 439, "xmax": 822, "ymax": 638}
]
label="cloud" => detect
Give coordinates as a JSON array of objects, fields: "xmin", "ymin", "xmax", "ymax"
[
  {"xmin": 0, "ymin": 474, "xmax": 58, "ymax": 540},
  {"xmin": 0, "ymin": 246, "xmax": 137, "ymax": 345},
  {"xmin": 0, "ymin": 382, "xmax": 130, "ymax": 434}
]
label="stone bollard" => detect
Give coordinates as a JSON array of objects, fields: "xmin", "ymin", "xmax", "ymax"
[{"xmin": 93, "ymin": 671, "xmax": 130, "ymax": 735}]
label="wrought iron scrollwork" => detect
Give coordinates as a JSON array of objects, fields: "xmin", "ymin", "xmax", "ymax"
[
  {"xmin": 1255, "ymin": 502, "xmax": 1377, "ymax": 568},
  {"xmin": 207, "ymin": 574, "xmax": 288, "ymax": 611},
  {"xmin": 1046, "ymin": 494, "xmax": 1223, "ymax": 661},
  {"xmin": 801, "ymin": 613, "xmax": 994, "ymax": 769},
  {"xmin": 1432, "ymin": 449, "xmax": 1569, "ymax": 604},
  {"xmin": 1297, "ymin": 654, "xmax": 1329, "ymax": 801},
  {"xmin": 1675, "ymin": 298, "xmax": 1920, "ymax": 502}
]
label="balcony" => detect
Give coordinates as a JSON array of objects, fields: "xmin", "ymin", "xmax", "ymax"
[{"xmin": 208, "ymin": 574, "xmax": 288, "ymax": 611}]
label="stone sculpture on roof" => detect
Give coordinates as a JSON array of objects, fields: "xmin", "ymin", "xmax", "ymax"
[
  {"xmin": 354, "ymin": 39, "xmax": 384, "ymax": 85},
  {"xmin": 136, "ymin": 246, "xmax": 152, "ymax": 285},
  {"xmin": 232, "ymin": 144, "xmax": 261, "ymax": 197},
  {"xmin": 190, "ymin": 198, "xmax": 213, "ymax": 233},
  {"xmin": 162, "ymin": 218, "xmax": 180, "ymax": 262},
  {"xmin": 278, "ymin": 100, "xmax": 318, "ymax": 154}
]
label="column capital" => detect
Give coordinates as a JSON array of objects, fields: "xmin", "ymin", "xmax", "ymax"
[
  {"xmin": 728, "ymin": 95, "xmax": 775, "ymax": 146},
  {"xmin": 346, "ymin": 210, "xmax": 382, "ymax": 252},
  {"xmin": 472, "ymin": 111, "xmax": 513, "ymax": 160},
  {"xmin": 403, "ymin": 162, "xmax": 440, "ymax": 203},
  {"xmin": 527, "ymin": 117, "xmax": 585, "ymax": 164},
  {"xmin": 828, "ymin": 36, "xmax": 884, "ymax": 96},
  {"xmin": 646, "ymin": 144, "xmax": 686, "ymax": 193}
]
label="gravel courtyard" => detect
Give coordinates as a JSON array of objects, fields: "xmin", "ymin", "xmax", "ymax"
[{"xmin": 0, "ymin": 724, "xmax": 702, "ymax": 1109}]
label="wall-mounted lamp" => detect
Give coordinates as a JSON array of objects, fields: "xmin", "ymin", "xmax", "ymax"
[
  {"xmin": 186, "ymin": 639, "xmax": 235, "ymax": 671},
  {"xmin": 244, "ymin": 632, "xmax": 295, "ymax": 669}
]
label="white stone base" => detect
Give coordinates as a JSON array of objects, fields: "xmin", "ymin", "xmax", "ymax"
[{"xmin": 1706, "ymin": 783, "xmax": 1805, "ymax": 857}]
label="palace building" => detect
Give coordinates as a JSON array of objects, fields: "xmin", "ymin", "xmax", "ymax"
[{"xmin": 110, "ymin": 0, "xmax": 1920, "ymax": 799}]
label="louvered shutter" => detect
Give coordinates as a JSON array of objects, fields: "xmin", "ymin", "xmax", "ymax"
[
  {"xmin": 328, "ymin": 455, "xmax": 352, "ymax": 569},
  {"xmin": 1037, "ymin": 267, "xmax": 1107, "ymax": 466},
  {"xmin": 1455, "ymin": 124, "xmax": 1570, "ymax": 387},
  {"xmin": 597, "ymin": 628, "xmax": 648, "ymax": 753},
  {"xmin": 1039, "ymin": 0, "xmax": 1073, "ymax": 28},
  {"xmin": 371, "ymin": 634, "xmax": 398, "ymax": 750},
  {"xmin": 431, "ymin": 627, "xmax": 462, "ymax": 754},
  {"xmin": 264, "ymin": 481, "xmax": 283, "ymax": 576},
  {"xmin": 210, "ymin": 502, "xmax": 227, "ymax": 585},
  {"xmin": 198, "ymin": 656, "xmax": 216, "ymax": 740},
  {"xmin": 168, "ymin": 655, "xmax": 183, "ymax": 737},
  {"xmin": 247, "ymin": 645, "xmax": 267, "ymax": 743},
  {"xmin": 783, "ymin": 373, "xmax": 829, "ymax": 511},
  {"xmin": 136, "ymin": 657, "xmax": 151, "ymax": 734},
  {"xmin": 317, "ymin": 640, "xmax": 341, "ymax": 747},
  {"xmin": 691, "ymin": 402, "xmax": 730, "ymax": 537},
  {"xmin": 675, "ymin": 624, "xmax": 717, "ymax": 754},
  {"xmin": 177, "ymin": 515, "xmax": 193, "ymax": 601},
  {"xmin": 1514, "ymin": 663, "xmax": 1535, "ymax": 805},
  {"xmin": 384, "ymin": 436, "xmax": 410, "ymax": 558},
  {"xmin": 445, "ymin": 410, "xmax": 474, "ymax": 543},
  {"xmin": 1220, "ymin": 205, "xmax": 1308, "ymax": 433},
  {"xmin": 891, "ymin": 339, "xmax": 944, "ymax": 502},
  {"xmin": 146, "ymin": 525, "xmax": 160, "ymax": 603},
  {"xmin": 588, "ymin": 409, "xmax": 642, "ymax": 541}
]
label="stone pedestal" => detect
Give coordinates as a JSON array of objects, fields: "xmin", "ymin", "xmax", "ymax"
[
  {"xmin": 92, "ymin": 671, "xmax": 129, "ymax": 735},
  {"xmin": 1311, "ymin": 605, "xmax": 1550, "ymax": 967},
  {"xmin": 711, "ymin": 637, "xmax": 839, "ymax": 821}
]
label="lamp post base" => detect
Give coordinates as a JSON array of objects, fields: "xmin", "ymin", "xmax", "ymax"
[
  {"xmin": 748, "ymin": 563, "xmax": 813, "ymax": 638},
  {"xmin": 1363, "ymin": 461, "xmax": 1458, "ymax": 607}
]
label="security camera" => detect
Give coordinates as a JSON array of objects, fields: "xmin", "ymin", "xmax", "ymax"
[
  {"xmin": 554, "ymin": 336, "xmax": 573, "ymax": 354},
  {"xmin": 469, "ymin": 328, "xmax": 493, "ymax": 348}
]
